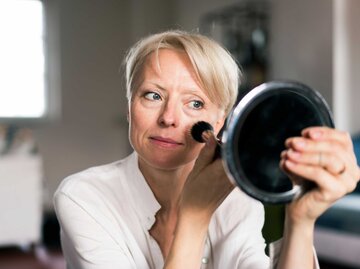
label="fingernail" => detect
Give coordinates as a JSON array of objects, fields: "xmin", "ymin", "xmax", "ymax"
[
  {"xmin": 310, "ymin": 130, "xmax": 323, "ymax": 139},
  {"xmin": 285, "ymin": 160, "xmax": 296, "ymax": 167},
  {"xmin": 288, "ymin": 150, "xmax": 301, "ymax": 159},
  {"xmin": 294, "ymin": 140, "xmax": 306, "ymax": 148},
  {"xmin": 285, "ymin": 138, "xmax": 291, "ymax": 147}
]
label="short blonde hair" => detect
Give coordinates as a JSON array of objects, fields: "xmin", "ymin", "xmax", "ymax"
[{"xmin": 124, "ymin": 30, "xmax": 241, "ymax": 116}]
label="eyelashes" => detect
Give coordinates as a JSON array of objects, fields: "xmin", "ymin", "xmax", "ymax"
[
  {"xmin": 188, "ymin": 100, "xmax": 204, "ymax": 110},
  {"xmin": 144, "ymin": 92, "xmax": 161, "ymax": 101},
  {"xmin": 142, "ymin": 91, "xmax": 205, "ymax": 110}
]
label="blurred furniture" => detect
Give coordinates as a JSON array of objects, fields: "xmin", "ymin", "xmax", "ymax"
[
  {"xmin": 314, "ymin": 194, "xmax": 360, "ymax": 268},
  {"xmin": 200, "ymin": 0, "xmax": 270, "ymax": 98},
  {"xmin": 314, "ymin": 136, "xmax": 360, "ymax": 268},
  {"xmin": 0, "ymin": 155, "xmax": 43, "ymax": 248},
  {"xmin": 0, "ymin": 126, "xmax": 43, "ymax": 248}
]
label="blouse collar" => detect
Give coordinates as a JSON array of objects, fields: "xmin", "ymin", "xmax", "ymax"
[{"xmin": 125, "ymin": 152, "xmax": 161, "ymax": 230}]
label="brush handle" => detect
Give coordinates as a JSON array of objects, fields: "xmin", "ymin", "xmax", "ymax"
[
  {"xmin": 191, "ymin": 121, "xmax": 214, "ymax": 143},
  {"xmin": 190, "ymin": 121, "xmax": 222, "ymax": 159}
]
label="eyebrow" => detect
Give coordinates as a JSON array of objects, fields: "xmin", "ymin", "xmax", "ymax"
[
  {"xmin": 141, "ymin": 80, "xmax": 205, "ymax": 96},
  {"xmin": 142, "ymin": 81, "xmax": 166, "ymax": 92}
]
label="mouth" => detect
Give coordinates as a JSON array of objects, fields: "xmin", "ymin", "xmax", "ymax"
[{"xmin": 149, "ymin": 136, "xmax": 184, "ymax": 147}]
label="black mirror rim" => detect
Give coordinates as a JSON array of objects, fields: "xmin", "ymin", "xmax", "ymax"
[{"xmin": 222, "ymin": 80, "xmax": 334, "ymax": 204}]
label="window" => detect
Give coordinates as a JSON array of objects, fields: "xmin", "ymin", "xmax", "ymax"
[{"xmin": 0, "ymin": 0, "xmax": 46, "ymax": 121}]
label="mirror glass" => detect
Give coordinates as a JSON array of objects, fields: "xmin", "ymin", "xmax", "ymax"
[{"xmin": 223, "ymin": 81, "xmax": 334, "ymax": 204}]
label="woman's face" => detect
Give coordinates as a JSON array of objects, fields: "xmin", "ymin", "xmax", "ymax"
[{"xmin": 128, "ymin": 49, "xmax": 225, "ymax": 171}]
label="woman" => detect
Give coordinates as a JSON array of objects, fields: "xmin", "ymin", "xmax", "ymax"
[{"xmin": 54, "ymin": 30, "xmax": 360, "ymax": 269}]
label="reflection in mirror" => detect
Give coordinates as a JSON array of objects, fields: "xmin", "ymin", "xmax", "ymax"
[{"xmin": 223, "ymin": 81, "xmax": 334, "ymax": 204}]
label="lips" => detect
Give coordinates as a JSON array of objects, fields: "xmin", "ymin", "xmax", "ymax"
[{"xmin": 149, "ymin": 136, "xmax": 184, "ymax": 146}]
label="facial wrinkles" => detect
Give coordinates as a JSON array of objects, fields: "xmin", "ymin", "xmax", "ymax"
[
  {"xmin": 166, "ymin": 66, "xmax": 195, "ymax": 95},
  {"xmin": 150, "ymin": 50, "xmax": 203, "ymax": 96},
  {"xmin": 132, "ymin": 50, "xmax": 224, "ymax": 141}
]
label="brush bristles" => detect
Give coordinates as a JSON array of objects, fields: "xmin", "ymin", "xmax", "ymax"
[{"xmin": 191, "ymin": 121, "xmax": 214, "ymax": 143}]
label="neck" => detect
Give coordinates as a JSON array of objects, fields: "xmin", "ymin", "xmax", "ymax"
[{"xmin": 138, "ymin": 158, "xmax": 194, "ymax": 212}]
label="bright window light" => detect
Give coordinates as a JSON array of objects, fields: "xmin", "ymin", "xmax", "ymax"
[{"xmin": 0, "ymin": 0, "xmax": 45, "ymax": 118}]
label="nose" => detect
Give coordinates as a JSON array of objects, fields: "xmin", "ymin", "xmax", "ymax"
[{"xmin": 158, "ymin": 100, "xmax": 179, "ymax": 127}]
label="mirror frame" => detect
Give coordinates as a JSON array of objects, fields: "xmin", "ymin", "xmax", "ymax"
[{"xmin": 222, "ymin": 81, "xmax": 334, "ymax": 204}]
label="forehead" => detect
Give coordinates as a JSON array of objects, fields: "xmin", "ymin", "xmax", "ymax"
[
  {"xmin": 133, "ymin": 49, "xmax": 209, "ymax": 98},
  {"xmin": 143, "ymin": 49, "xmax": 198, "ymax": 80}
]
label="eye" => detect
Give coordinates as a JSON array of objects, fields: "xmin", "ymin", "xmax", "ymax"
[
  {"xmin": 144, "ymin": 92, "xmax": 162, "ymax": 101},
  {"xmin": 188, "ymin": 100, "xmax": 204, "ymax": 110}
]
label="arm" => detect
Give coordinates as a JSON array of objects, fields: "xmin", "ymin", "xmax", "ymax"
[
  {"xmin": 277, "ymin": 127, "xmax": 360, "ymax": 269},
  {"xmin": 276, "ymin": 211, "xmax": 316, "ymax": 269},
  {"xmin": 164, "ymin": 210, "xmax": 211, "ymax": 269},
  {"xmin": 55, "ymin": 136, "xmax": 233, "ymax": 269},
  {"xmin": 164, "ymin": 135, "xmax": 235, "ymax": 269}
]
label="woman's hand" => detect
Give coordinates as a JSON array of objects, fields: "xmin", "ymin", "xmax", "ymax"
[
  {"xmin": 165, "ymin": 135, "xmax": 234, "ymax": 269},
  {"xmin": 179, "ymin": 134, "xmax": 234, "ymax": 222},
  {"xmin": 280, "ymin": 126, "xmax": 360, "ymax": 225},
  {"xmin": 277, "ymin": 127, "xmax": 360, "ymax": 269}
]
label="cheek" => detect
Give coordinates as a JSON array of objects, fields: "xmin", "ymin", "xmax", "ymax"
[
  {"xmin": 203, "ymin": 114, "xmax": 225, "ymax": 135},
  {"xmin": 184, "ymin": 112, "xmax": 224, "ymax": 141},
  {"xmin": 130, "ymin": 102, "xmax": 152, "ymax": 125},
  {"xmin": 185, "ymin": 135, "xmax": 205, "ymax": 161},
  {"xmin": 211, "ymin": 110, "xmax": 225, "ymax": 134},
  {"xmin": 129, "ymin": 106, "xmax": 149, "ymax": 140}
]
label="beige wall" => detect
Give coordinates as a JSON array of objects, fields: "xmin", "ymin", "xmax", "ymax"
[
  {"xmin": 35, "ymin": 0, "xmax": 133, "ymax": 210},
  {"xmin": 34, "ymin": 0, "xmax": 345, "ymax": 210},
  {"xmin": 269, "ymin": 0, "xmax": 333, "ymax": 106},
  {"xmin": 175, "ymin": 0, "xmax": 333, "ymax": 106},
  {"xmin": 35, "ymin": 0, "xmax": 177, "ymax": 210},
  {"xmin": 333, "ymin": 0, "xmax": 360, "ymax": 135}
]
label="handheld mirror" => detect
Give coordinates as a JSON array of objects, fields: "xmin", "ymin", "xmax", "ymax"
[{"xmin": 221, "ymin": 81, "xmax": 334, "ymax": 204}]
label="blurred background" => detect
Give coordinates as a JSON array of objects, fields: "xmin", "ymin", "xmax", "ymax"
[{"xmin": 0, "ymin": 0, "xmax": 359, "ymax": 268}]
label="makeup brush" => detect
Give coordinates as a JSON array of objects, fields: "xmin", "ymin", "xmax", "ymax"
[
  {"xmin": 190, "ymin": 121, "xmax": 221, "ymax": 158},
  {"xmin": 190, "ymin": 121, "xmax": 214, "ymax": 143}
]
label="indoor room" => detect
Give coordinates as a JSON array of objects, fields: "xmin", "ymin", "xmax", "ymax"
[{"xmin": 0, "ymin": 0, "xmax": 359, "ymax": 268}]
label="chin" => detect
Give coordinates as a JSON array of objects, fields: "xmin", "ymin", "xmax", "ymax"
[{"xmin": 142, "ymin": 152, "xmax": 196, "ymax": 171}]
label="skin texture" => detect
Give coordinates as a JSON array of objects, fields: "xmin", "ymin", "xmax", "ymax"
[
  {"xmin": 127, "ymin": 48, "xmax": 360, "ymax": 269},
  {"xmin": 128, "ymin": 49, "xmax": 228, "ymax": 260},
  {"xmin": 128, "ymin": 49, "xmax": 225, "ymax": 171},
  {"xmin": 278, "ymin": 127, "xmax": 360, "ymax": 269}
]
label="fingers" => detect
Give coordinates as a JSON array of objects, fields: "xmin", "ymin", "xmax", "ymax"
[
  {"xmin": 281, "ymin": 127, "xmax": 360, "ymax": 223},
  {"xmin": 281, "ymin": 149, "xmax": 346, "ymax": 175},
  {"xmin": 279, "ymin": 159, "xmax": 305, "ymax": 186},
  {"xmin": 181, "ymin": 142, "xmax": 234, "ymax": 216},
  {"xmin": 285, "ymin": 136, "xmax": 349, "ymax": 156},
  {"xmin": 301, "ymin": 127, "xmax": 355, "ymax": 153},
  {"xmin": 291, "ymin": 127, "xmax": 354, "ymax": 170},
  {"xmin": 191, "ymin": 134, "xmax": 218, "ymax": 175},
  {"xmin": 285, "ymin": 129, "xmax": 358, "ymax": 178},
  {"xmin": 282, "ymin": 159, "xmax": 356, "ymax": 200},
  {"xmin": 282, "ymin": 127, "xmax": 360, "ymax": 197}
]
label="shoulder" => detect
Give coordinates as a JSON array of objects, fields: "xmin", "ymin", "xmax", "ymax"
[{"xmin": 54, "ymin": 153, "xmax": 136, "ymax": 206}]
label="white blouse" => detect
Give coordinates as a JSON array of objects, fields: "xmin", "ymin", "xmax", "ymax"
[{"xmin": 54, "ymin": 152, "xmax": 319, "ymax": 269}]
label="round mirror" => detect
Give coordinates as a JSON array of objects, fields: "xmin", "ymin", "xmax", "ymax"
[{"xmin": 222, "ymin": 81, "xmax": 334, "ymax": 204}]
